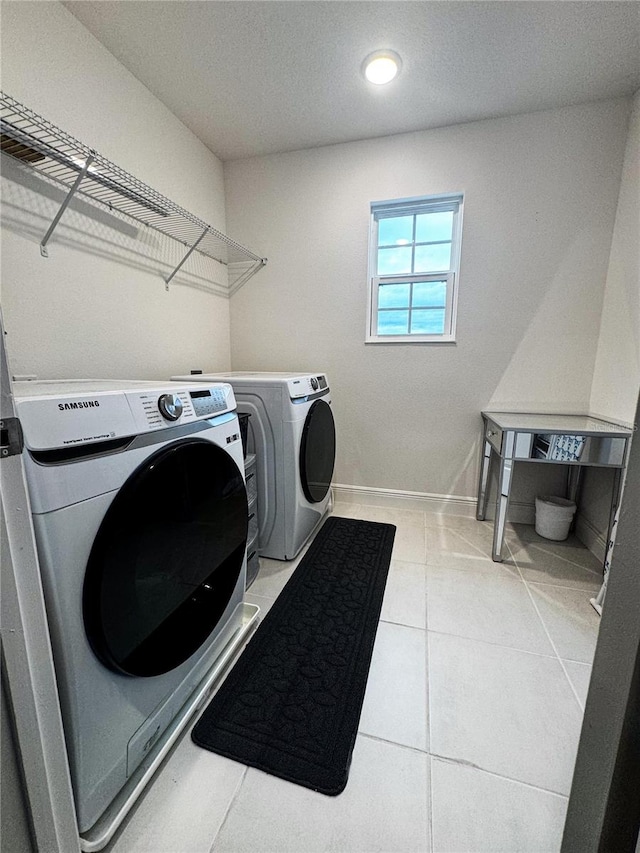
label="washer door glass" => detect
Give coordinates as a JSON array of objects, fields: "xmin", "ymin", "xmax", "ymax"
[
  {"xmin": 83, "ymin": 438, "xmax": 248, "ymax": 677},
  {"xmin": 300, "ymin": 399, "xmax": 336, "ymax": 503}
]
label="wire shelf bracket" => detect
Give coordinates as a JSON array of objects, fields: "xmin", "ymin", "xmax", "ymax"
[
  {"xmin": 164, "ymin": 226, "xmax": 209, "ymax": 291},
  {"xmin": 0, "ymin": 92, "xmax": 267, "ymax": 295},
  {"xmin": 39, "ymin": 151, "xmax": 95, "ymax": 257}
]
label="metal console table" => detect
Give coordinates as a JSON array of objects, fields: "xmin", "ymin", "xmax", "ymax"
[{"xmin": 476, "ymin": 411, "xmax": 633, "ymax": 564}]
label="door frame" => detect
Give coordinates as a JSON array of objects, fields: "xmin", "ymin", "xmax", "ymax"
[
  {"xmin": 562, "ymin": 392, "xmax": 640, "ymax": 852},
  {"xmin": 1, "ymin": 313, "xmax": 80, "ymax": 853}
]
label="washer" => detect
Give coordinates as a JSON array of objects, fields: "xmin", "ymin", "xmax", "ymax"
[
  {"xmin": 14, "ymin": 379, "xmax": 257, "ymax": 850},
  {"xmin": 172, "ymin": 372, "xmax": 336, "ymax": 561}
]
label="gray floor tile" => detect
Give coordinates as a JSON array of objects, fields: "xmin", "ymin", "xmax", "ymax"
[
  {"xmin": 431, "ymin": 757, "xmax": 567, "ymax": 853},
  {"xmin": 106, "ymin": 731, "xmax": 245, "ymax": 853},
  {"xmin": 426, "ymin": 548, "xmax": 520, "ymax": 578},
  {"xmin": 426, "ymin": 524, "xmax": 500, "ymax": 563},
  {"xmin": 353, "ymin": 505, "xmax": 427, "ymax": 526},
  {"xmin": 529, "ymin": 584, "xmax": 601, "ymax": 664},
  {"xmin": 429, "ymin": 632, "xmax": 583, "ymax": 794},
  {"xmin": 563, "ymin": 660, "xmax": 592, "ymax": 708},
  {"xmin": 359, "ymin": 621, "xmax": 428, "ymax": 751},
  {"xmin": 245, "ymin": 557, "xmax": 296, "ymax": 599},
  {"xmin": 508, "ymin": 533, "xmax": 603, "ymax": 591},
  {"xmin": 380, "ymin": 559, "xmax": 427, "ymax": 629},
  {"xmin": 426, "ymin": 566, "xmax": 554, "ymax": 655},
  {"xmin": 331, "ymin": 502, "xmax": 367, "ymax": 519},
  {"xmin": 212, "ymin": 735, "xmax": 430, "ymax": 852}
]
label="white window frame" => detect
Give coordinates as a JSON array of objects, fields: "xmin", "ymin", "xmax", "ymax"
[{"xmin": 366, "ymin": 193, "xmax": 464, "ymax": 344}]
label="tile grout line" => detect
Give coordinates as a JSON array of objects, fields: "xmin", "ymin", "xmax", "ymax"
[
  {"xmin": 358, "ymin": 732, "xmax": 572, "ymax": 801},
  {"xmin": 359, "ymin": 730, "xmax": 429, "ymax": 756},
  {"xmin": 430, "ymin": 753, "xmax": 570, "ymax": 800},
  {"xmin": 426, "ymin": 627, "xmax": 561, "ymax": 661},
  {"xmin": 206, "ymin": 765, "xmax": 249, "ymax": 853},
  {"xmin": 424, "ymin": 528, "xmax": 435, "ymax": 853},
  {"xmin": 527, "ymin": 578, "xmax": 603, "ymax": 593},
  {"xmin": 427, "ymin": 646, "xmax": 435, "ymax": 853},
  {"xmin": 506, "ymin": 540, "xmax": 586, "ymax": 712},
  {"xmin": 427, "ymin": 561, "xmax": 600, "ymax": 594},
  {"xmin": 380, "ymin": 615, "xmax": 427, "ymax": 631}
]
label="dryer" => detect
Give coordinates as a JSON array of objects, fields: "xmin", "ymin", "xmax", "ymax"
[
  {"xmin": 14, "ymin": 379, "xmax": 258, "ymax": 850},
  {"xmin": 172, "ymin": 372, "xmax": 336, "ymax": 561}
]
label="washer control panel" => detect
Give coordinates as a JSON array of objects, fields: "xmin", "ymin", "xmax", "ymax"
[
  {"xmin": 129, "ymin": 384, "xmax": 236, "ymax": 432},
  {"xmin": 14, "ymin": 381, "xmax": 237, "ymax": 451},
  {"xmin": 189, "ymin": 386, "xmax": 230, "ymax": 418},
  {"xmin": 287, "ymin": 374, "xmax": 329, "ymax": 400}
]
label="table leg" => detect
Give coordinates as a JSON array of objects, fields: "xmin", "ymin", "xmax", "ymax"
[
  {"xmin": 603, "ymin": 468, "xmax": 623, "ymax": 575},
  {"xmin": 492, "ymin": 432, "xmax": 514, "ymax": 562},
  {"xmin": 476, "ymin": 439, "xmax": 492, "ymax": 521},
  {"xmin": 567, "ymin": 465, "xmax": 583, "ymax": 533}
]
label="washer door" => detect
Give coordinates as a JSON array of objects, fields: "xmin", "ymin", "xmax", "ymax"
[
  {"xmin": 83, "ymin": 438, "xmax": 248, "ymax": 677},
  {"xmin": 299, "ymin": 399, "xmax": 336, "ymax": 503}
]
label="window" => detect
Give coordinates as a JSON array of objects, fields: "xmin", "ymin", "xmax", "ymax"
[{"xmin": 367, "ymin": 193, "xmax": 463, "ymax": 343}]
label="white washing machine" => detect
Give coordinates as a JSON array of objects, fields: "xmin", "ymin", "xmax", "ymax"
[
  {"xmin": 172, "ymin": 372, "xmax": 336, "ymax": 560},
  {"xmin": 14, "ymin": 379, "xmax": 258, "ymax": 850}
]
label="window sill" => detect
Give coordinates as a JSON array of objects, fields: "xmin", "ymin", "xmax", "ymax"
[{"xmin": 365, "ymin": 334, "xmax": 457, "ymax": 345}]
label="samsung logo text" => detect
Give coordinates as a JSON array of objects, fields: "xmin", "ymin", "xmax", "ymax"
[{"xmin": 58, "ymin": 401, "xmax": 101, "ymax": 411}]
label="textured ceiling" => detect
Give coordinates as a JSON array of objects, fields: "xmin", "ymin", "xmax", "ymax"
[{"xmin": 64, "ymin": 1, "xmax": 640, "ymax": 161}]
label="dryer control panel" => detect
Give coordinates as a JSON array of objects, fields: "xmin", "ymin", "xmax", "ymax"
[{"xmin": 287, "ymin": 374, "xmax": 329, "ymax": 400}]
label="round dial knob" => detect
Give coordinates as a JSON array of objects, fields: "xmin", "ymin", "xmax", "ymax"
[
  {"xmin": 310, "ymin": 377, "xmax": 319, "ymax": 391},
  {"xmin": 157, "ymin": 394, "xmax": 183, "ymax": 421}
]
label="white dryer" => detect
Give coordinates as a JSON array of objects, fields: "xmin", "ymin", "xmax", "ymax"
[
  {"xmin": 172, "ymin": 372, "xmax": 336, "ymax": 560},
  {"xmin": 14, "ymin": 379, "xmax": 258, "ymax": 850}
]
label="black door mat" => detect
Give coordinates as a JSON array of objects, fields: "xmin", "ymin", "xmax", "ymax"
[{"xmin": 192, "ymin": 515, "xmax": 395, "ymax": 795}]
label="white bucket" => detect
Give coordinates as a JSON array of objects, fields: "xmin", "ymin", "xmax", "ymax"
[{"xmin": 535, "ymin": 496, "xmax": 577, "ymax": 541}]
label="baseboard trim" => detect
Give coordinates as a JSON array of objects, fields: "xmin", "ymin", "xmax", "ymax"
[{"xmin": 332, "ymin": 483, "xmax": 535, "ymax": 524}]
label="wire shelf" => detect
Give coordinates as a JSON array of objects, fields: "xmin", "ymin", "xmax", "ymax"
[{"xmin": 0, "ymin": 92, "xmax": 266, "ymax": 293}]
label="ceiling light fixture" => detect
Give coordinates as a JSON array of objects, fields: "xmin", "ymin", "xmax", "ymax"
[{"xmin": 362, "ymin": 50, "xmax": 402, "ymax": 85}]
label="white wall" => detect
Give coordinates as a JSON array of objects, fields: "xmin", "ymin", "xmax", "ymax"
[
  {"xmin": 226, "ymin": 100, "xmax": 630, "ymax": 504},
  {"xmin": 1, "ymin": 2, "xmax": 231, "ymax": 381},
  {"xmin": 576, "ymin": 90, "xmax": 640, "ymax": 550},
  {"xmin": 590, "ymin": 90, "xmax": 640, "ymax": 426}
]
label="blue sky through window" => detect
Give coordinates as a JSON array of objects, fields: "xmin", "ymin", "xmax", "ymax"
[
  {"xmin": 413, "ymin": 281, "xmax": 446, "ymax": 307},
  {"xmin": 378, "ymin": 215, "xmax": 413, "ymax": 246},
  {"xmin": 415, "ymin": 211, "xmax": 453, "ymax": 243},
  {"xmin": 378, "ymin": 311, "xmax": 409, "ymax": 335},
  {"xmin": 379, "ymin": 283, "xmax": 410, "ymax": 308},
  {"xmin": 410, "ymin": 309, "xmax": 445, "ymax": 335}
]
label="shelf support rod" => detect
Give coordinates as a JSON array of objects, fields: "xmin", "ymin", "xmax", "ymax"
[
  {"xmin": 228, "ymin": 258, "xmax": 268, "ymax": 296},
  {"xmin": 40, "ymin": 153, "xmax": 95, "ymax": 257},
  {"xmin": 164, "ymin": 227, "xmax": 209, "ymax": 291}
]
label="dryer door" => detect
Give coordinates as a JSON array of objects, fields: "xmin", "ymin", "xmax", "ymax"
[
  {"xmin": 83, "ymin": 438, "xmax": 248, "ymax": 677},
  {"xmin": 299, "ymin": 399, "xmax": 336, "ymax": 503}
]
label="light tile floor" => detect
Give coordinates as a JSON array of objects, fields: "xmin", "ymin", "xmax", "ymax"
[{"xmin": 105, "ymin": 503, "xmax": 602, "ymax": 853}]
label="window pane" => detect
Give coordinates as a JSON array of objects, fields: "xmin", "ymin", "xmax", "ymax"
[
  {"xmin": 379, "ymin": 283, "xmax": 410, "ymax": 309},
  {"xmin": 414, "ymin": 243, "xmax": 451, "ymax": 272},
  {"xmin": 377, "ymin": 310, "xmax": 409, "ymax": 336},
  {"xmin": 377, "ymin": 246, "xmax": 412, "ymax": 275},
  {"xmin": 410, "ymin": 309, "xmax": 446, "ymax": 335},
  {"xmin": 378, "ymin": 215, "xmax": 413, "ymax": 246},
  {"xmin": 415, "ymin": 211, "xmax": 453, "ymax": 243},
  {"xmin": 412, "ymin": 280, "xmax": 447, "ymax": 308}
]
